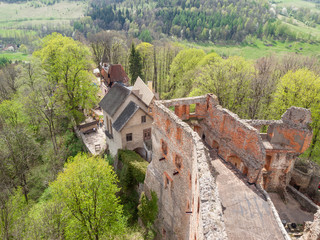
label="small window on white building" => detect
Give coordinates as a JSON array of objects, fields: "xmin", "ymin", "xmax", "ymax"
[
  {"xmin": 141, "ymin": 115, "xmax": 146, "ymax": 123},
  {"xmin": 126, "ymin": 133, "xmax": 132, "ymax": 142}
]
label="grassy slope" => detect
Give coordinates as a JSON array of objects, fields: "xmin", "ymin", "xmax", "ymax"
[
  {"xmin": 0, "ymin": 0, "xmax": 87, "ymax": 61},
  {"xmin": 0, "ymin": 52, "xmax": 29, "ymax": 61},
  {"xmin": 273, "ymin": 0, "xmax": 320, "ymax": 13},
  {"xmin": 180, "ymin": 40, "xmax": 320, "ymax": 60},
  {"xmin": 0, "ymin": 1, "xmax": 86, "ymax": 21}
]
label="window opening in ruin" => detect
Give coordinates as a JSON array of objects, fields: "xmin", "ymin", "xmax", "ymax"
[
  {"xmin": 212, "ymin": 140, "xmax": 219, "ymax": 150},
  {"xmin": 243, "ymin": 166, "xmax": 248, "ymax": 177},
  {"xmin": 202, "ymin": 134, "xmax": 206, "ymax": 141},
  {"xmin": 192, "ymin": 197, "xmax": 194, "ymax": 210},
  {"xmin": 260, "ymin": 125, "xmax": 269, "ymax": 133},
  {"xmin": 162, "ymin": 228, "xmax": 166, "ymax": 238},
  {"xmin": 162, "ymin": 140, "xmax": 168, "ymax": 156},
  {"xmin": 263, "ymin": 175, "xmax": 268, "ymax": 190},
  {"xmin": 265, "ymin": 155, "xmax": 272, "ymax": 171},
  {"xmin": 228, "ymin": 155, "xmax": 242, "ymax": 170},
  {"xmin": 194, "ymin": 235, "xmax": 197, "ymax": 240},
  {"xmin": 176, "ymin": 128, "xmax": 182, "ymax": 143},
  {"xmin": 190, "ymin": 103, "xmax": 196, "ymax": 113},
  {"xmin": 166, "ymin": 119, "xmax": 171, "ymax": 134},
  {"xmin": 164, "ymin": 176, "xmax": 169, "ymax": 189},
  {"xmin": 197, "ymin": 197, "xmax": 200, "ymax": 213},
  {"xmin": 126, "ymin": 133, "xmax": 132, "ymax": 142},
  {"xmin": 143, "ymin": 128, "xmax": 151, "ymax": 141},
  {"xmin": 175, "ymin": 154, "xmax": 182, "ymax": 170},
  {"xmin": 141, "ymin": 115, "xmax": 146, "ymax": 123}
]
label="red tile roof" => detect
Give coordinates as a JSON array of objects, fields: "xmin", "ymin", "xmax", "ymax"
[{"xmin": 108, "ymin": 64, "xmax": 129, "ymax": 85}]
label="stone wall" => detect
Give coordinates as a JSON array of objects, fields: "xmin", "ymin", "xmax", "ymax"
[
  {"xmin": 287, "ymin": 185, "xmax": 320, "ymax": 213},
  {"xmin": 300, "ymin": 209, "xmax": 320, "ymax": 240},
  {"xmin": 144, "ymin": 94, "xmax": 312, "ymax": 239},
  {"xmin": 144, "ymin": 99, "xmax": 227, "ymax": 240},
  {"xmin": 199, "ymin": 94, "xmax": 265, "ymax": 183}
]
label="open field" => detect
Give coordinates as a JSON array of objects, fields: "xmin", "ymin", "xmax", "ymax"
[
  {"xmin": 272, "ymin": 0, "xmax": 320, "ymax": 13},
  {"xmin": 180, "ymin": 40, "xmax": 320, "ymax": 60},
  {"xmin": 278, "ymin": 15, "xmax": 320, "ymax": 39},
  {"xmin": 0, "ymin": 1, "xmax": 87, "ymax": 44},
  {"xmin": 0, "ymin": 1, "xmax": 87, "ymax": 22},
  {"xmin": 0, "ymin": 51, "xmax": 30, "ymax": 61}
]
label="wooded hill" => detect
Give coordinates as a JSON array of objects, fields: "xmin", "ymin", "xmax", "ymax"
[{"xmin": 87, "ymin": 0, "xmax": 318, "ymax": 42}]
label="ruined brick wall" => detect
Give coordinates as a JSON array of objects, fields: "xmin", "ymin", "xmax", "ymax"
[
  {"xmin": 144, "ymin": 94, "xmax": 312, "ymax": 239},
  {"xmin": 197, "ymin": 94, "xmax": 266, "ymax": 183},
  {"xmin": 245, "ymin": 107, "xmax": 313, "ymax": 192},
  {"xmin": 144, "ymin": 99, "xmax": 227, "ymax": 240}
]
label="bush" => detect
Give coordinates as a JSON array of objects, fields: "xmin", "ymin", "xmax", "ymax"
[
  {"xmin": 138, "ymin": 191, "xmax": 158, "ymax": 226},
  {"xmin": 118, "ymin": 150, "xmax": 149, "ymax": 183},
  {"xmin": 138, "ymin": 191, "xmax": 158, "ymax": 240}
]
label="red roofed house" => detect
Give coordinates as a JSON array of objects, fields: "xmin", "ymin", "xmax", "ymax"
[{"xmin": 100, "ymin": 63, "xmax": 130, "ymax": 94}]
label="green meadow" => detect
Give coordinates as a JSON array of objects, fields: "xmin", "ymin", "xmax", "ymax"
[{"xmin": 180, "ymin": 40, "xmax": 320, "ymax": 60}]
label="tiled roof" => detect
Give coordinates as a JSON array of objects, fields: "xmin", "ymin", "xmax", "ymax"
[
  {"xmin": 109, "ymin": 64, "xmax": 130, "ymax": 84},
  {"xmin": 98, "ymin": 83, "xmax": 131, "ymax": 117},
  {"xmin": 112, "ymin": 101, "xmax": 139, "ymax": 132},
  {"xmin": 132, "ymin": 77, "xmax": 154, "ymax": 106}
]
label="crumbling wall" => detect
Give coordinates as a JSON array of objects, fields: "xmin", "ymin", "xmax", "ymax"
[
  {"xmin": 245, "ymin": 107, "xmax": 312, "ymax": 192},
  {"xmin": 300, "ymin": 209, "xmax": 320, "ymax": 240},
  {"xmin": 199, "ymin": 94, "xmax": 266, "ymax": 183},
  {"xmin": 144, "ymin": 94, "xmax": 313, "ymax": 239},
  {"xmin": 144, "ymin": 99, "xmax": 227, "ymax": 240}
]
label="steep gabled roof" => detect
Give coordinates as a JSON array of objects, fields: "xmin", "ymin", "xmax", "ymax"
[
  {"xmin": 132, "ymin": 77, "xmax": 154, "ymax": 106},
  {"xmin": 112, "ymin": 101, "xmax": 139, "ymax": 132},
  {"xmin": 99, "ymin": 83, "xmax": 131, "ymax": 117},
  {"xmin": 109, "ymin": 64, "xmax": 130, "ymax": 84}
]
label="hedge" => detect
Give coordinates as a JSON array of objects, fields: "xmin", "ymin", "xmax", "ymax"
[{"xmin": 118, "ymin": 150, "xmax": 149, "ymax": 183}]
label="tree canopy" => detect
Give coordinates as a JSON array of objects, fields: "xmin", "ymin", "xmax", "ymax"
[
  {"xmin": 50, "ymin": 153, "xmax": 126, "ymax": 239},
  {"xmin": 33, "ymin": 33, "xmax": 98, "ymax": 124}
]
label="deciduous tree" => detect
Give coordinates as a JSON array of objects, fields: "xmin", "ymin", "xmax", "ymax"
[
  {"xmin": 50, "ymin": 153, "xmax": 126, "ymax": 240},
  {"xmin": 34, "ymin": 33, "xmax": 98, "ymax": 124}
]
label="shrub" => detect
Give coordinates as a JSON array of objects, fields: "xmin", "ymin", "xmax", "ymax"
[
  {"xmin": 118, "ymin": 150, "xmax": 149, "ymax": 183},
  {"xmin": 138, "ymin": 191, "xmax": 158, "ymax": 239}
]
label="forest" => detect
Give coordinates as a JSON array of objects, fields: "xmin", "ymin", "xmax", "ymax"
[
  {"xmin": 1, "ymin": 0, "xmax": 320, "ymax": 238},
  {"xmin": 1, "ymin": 30, "xmax": 320, "ymax": 238},
  {"xmin": 86, "ymin": 0, "xmax": 319, "ymax": 43}
]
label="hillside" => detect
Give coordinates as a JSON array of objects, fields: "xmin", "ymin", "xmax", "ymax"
[{"xmin": 87, "ymin": 0, "xmax": 320, "ymax": 43}]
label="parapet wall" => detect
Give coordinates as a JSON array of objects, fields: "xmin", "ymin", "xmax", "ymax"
[
  {"xmin": 200, "ymin": 95, "xmax": 266, "ymax": 183},
  {"xmin": 144, "ymin": 98, "xmax": 227, "ymax": 240}
]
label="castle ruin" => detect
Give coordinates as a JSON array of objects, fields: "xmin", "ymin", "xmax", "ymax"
[{"xmin": 144, "ymin": 93, "xmax": 313, "ymax": 239}]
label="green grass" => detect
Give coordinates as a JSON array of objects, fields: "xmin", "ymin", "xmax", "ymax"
[
  {"xmin": 0, "ymin": 1, "xmax": 86, "ymax": 22},
  {"xmin": 278, "ymin": 15, "xmax": 320, "ymax": 39},
  {"xmin": 272, "ymin": 0, "xmax": 320, "ymax": 13},
  {"xmin": 0, "ymin": 52, "xmax": 30, "ymax": 61},
  {"xmin": 0, "ymin": 1, "xmax": 87, "ymax": 43},
  {"xmin": 179, "ymin": 40, "xmax": 320, "ymax": 60}
]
